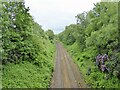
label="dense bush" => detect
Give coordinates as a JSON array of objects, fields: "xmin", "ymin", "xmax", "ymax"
[
  {"xmin": 1, "ymin": 1, "xmax": 34, "ymax": 64},
  {"xmin": 1, "ymin": 1, "xmax": 55, "ymax": 64}
]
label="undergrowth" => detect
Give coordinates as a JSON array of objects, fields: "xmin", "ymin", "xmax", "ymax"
[
  {"xmin": 2, "ymin": 39, "xmax": 55, "ymax": 88},
  {"xmin": 66, "ymin": 42, "xmax": 120, "ymax": 88}
]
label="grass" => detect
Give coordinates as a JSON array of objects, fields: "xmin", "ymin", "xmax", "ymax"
[
  {"xmin": 3, "ymin": 61, "xmax": 54, "ymax": 88},
  {"xmin": 65, "ymin": 42, "xmax": 120, "ymax": 88},
  {"xmin": 2, "ymin": 38, "xmax": 55, "ymax": 88}
]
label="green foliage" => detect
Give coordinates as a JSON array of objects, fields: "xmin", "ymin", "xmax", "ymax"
[
  {"xmin": 2, "ymin": 61, "xmax": 52, "ymax": 88},
  {"xmin": 2, "ymin": 37, "xmax": 55, "ymax": 88},
  {"xmin": 59, "ymin": 24, "xmax": 76, "ymax": 45},
  {"xmin": 59, "ymin": 2, "xmax": 120, "ymax": 88},
  {"xmin": 46, "ymin": 29, "xmax": 54, "ymax": 41},
  {"xmin": 1, "ymin": 1, "xmax": 55, "ymax": 88},
  {"xmin": 1, "ymin": 1, "xmax": 34, "ymax": 64}
]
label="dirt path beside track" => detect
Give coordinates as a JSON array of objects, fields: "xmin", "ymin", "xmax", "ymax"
[{"xmin": 51, "ymin": 42, "xmax": 87, "ymax": 88}]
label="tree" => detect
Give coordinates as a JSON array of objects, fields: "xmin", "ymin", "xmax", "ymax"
[
  {"xmin": 1, "ymin": 1, "xmax": 34, "ymax": 64},
  {"xmin": 46, "ymin": 29, "xmax": 54, "ymax": 40}
]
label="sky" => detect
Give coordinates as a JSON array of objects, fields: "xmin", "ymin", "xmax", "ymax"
[{"xmin": 25, "ymin": 0, "xmax": 101, "ymax": 34}]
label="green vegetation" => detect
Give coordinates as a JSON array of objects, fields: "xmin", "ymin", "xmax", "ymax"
[
  {"xmin": 46, "ymin": 29, "xmax": 55, "ymax": 43},
  {"xmin": 58, "ymin": 2, "xmax": 120, "ymax": 88},
  {"xmin": 1, "ymin": 0, "xmax": 120, "ymax": 88},
  {"xmin": 1, "ymin": 1, "xmax": 55, "ymax": 88},
  {"xmin": 46, "ymin": 29, "xmax": 55, "ymax": 41}
]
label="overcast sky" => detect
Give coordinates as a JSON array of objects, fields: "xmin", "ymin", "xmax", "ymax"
[{"xmin": 25, "ymin": 0, "xmax": 101, "ymax": 34}]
